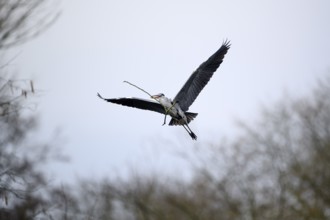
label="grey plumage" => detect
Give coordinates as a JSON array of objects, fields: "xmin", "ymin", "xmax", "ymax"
[
  {"xmin": 97, "ymin": 93, "xmax": 198, "ymax": 125},
  {"xmin": 173, "ymin": 40, "xmax": 231, "ymax": 111},
  {"xmin": 97, "ymin": 94, "xmax": 166, "ymax": 115},
  {"xmin": 98, "ymin": 40, "xmax": 231, "ymax": 140}
]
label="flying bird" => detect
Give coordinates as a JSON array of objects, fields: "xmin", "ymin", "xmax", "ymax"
[{"xmin": 98, "ymin": 40, "xmax": 231, "ymax": 140}]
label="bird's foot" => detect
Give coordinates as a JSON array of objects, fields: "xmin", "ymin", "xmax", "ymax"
[{"xmin": 190, "ymin": 132, "xmax": 197, "ymax": 140}]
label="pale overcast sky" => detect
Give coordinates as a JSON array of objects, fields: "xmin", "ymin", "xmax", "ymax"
[{"xmin": 9, "ymin": 0, "xmax": 330, "ymax": 182}]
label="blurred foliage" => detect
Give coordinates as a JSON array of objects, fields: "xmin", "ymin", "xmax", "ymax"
[
  {"xmin": 49, "ymin": 77, "xmax": 330, "ymax": 220},
  {"xmin": 0, "ymin": 0, "xmax": 60, "ymax": 49},
  {"xmin": 0, "ymin": 0, "xmax": 63, "ymax": 219},
  {"xmin": 2, "ymin": 72, "xmax": 326, "ymax": 220},
  {"xmin": 0, "ymin": 76, "xmax": 57, "ymax": 219}
]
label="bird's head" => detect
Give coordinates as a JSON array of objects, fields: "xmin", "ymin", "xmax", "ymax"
[{"xmin": 151, "ymin": 93, "xmax": 165, "ymax": 100}]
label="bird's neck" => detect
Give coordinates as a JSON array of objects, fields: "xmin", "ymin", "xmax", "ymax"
[{"xmin": 158, "ymin": 96, "xmax": 172, "ymax": 107}]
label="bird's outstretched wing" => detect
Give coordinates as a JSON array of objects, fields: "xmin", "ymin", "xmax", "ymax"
[
  {"xmin": 97, "ymin": 93, "xmax": 166, "ymax": 115},
  {"xmin": 173, "ymin": 40, "xmax": 231, "ymax": 111}
]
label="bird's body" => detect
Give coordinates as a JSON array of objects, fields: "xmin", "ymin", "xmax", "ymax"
[
  {"xmin": 98, "ymin": 40, "xmax": 231, "ymax": 140},
  {"xmin": 154, "ymin": 94, "xmax": 187, "ymax": 124}
]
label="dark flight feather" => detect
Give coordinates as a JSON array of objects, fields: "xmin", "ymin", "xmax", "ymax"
[
  {"xmin": 97, "ymin": 93, "xmax": 166, "ymax": 115},
  {"xmin": 173, "ymin": 40, "xmax": 231, "ymax": 111}
]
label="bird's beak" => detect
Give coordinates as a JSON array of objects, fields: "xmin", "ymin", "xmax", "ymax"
[{"xmin": 151, "ymin": 95, "xmax": 159, "ymax": 99}]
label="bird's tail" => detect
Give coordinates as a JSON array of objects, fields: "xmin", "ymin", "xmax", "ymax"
[{"xmin": 169, "ymin": 112, "xmax": 198, "ymax": 126}]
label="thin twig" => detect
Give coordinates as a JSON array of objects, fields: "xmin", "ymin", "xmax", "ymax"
[{"xmin": 123, "ymin": 81, "xmax": 152, "ymax": 97}]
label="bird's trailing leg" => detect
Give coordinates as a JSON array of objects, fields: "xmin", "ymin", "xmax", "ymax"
[
  {"xmin": 183, "ymin": 124, "xmax": 197, "ymax": 140},
  {"xmin": 162, "ymin": 114, "xmax": 167, "ymax": 126},
  {"xmin": 162, "ymin": 102, "xmax": 175, "ymax": 126}
]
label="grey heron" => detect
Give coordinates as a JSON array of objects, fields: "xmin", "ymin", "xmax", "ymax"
[{"xmin": 98, "ymin": 40, "xmax": 230, "ymax": 140}]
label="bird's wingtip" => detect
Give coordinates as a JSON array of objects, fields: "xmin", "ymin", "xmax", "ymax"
[
  {"xmin": 97, "ymin": 92, "xmax": 104, "ymax": 99},
  {"xmin": 222, "ymin": 39, "xmax": 231, "ymax": 48}
]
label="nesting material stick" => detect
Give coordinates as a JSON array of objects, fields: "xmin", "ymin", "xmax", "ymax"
[
  {"xmin": 123, "ymin": 81, "xmax": 152, "ymax": 98},
  {"xmin": 123, "ymin": 80, "xmax": 171, "ymax": 124}
]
